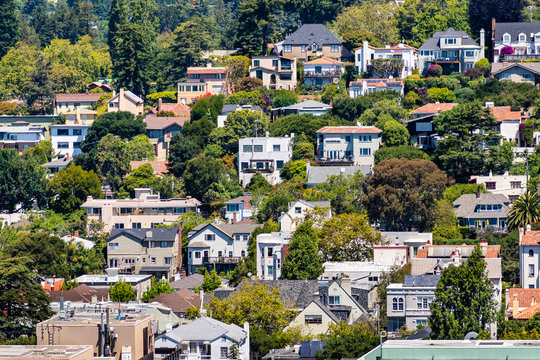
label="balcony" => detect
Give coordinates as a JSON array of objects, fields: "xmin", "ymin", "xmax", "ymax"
[
  {"xmin": 203, "ymin": 256, "xmax": 242, "ymax": 264},
  {"xmin": 501, "ymin": 54, "xmax": 540, "ymax": 62},
  {"xmin": 242, "ymin": 166, "xmax": 274, "ymax": 173},
  {"xmin": 423, "ymin": 56, "xmax": 460, "ymax": 63},
  {"xmin": 316, "ymin": 157, "xmax": 354, "ymax": 166},
  {"xmin": 303, "ymin": 70, "xmax": 342, "ymax": 78}
]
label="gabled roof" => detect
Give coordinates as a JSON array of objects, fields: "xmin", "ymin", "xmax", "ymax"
[
  {"xmin": 282, "ymin": 24, "xmax": 342, "ymax": 46},
  {"xmin": 49, "ymin": 284, "xmax": 109, "ymax": 303},
  {"xmin": 304, "ymin": 57, "xmax": 343, "ymax": 65},
  {"xmin": 109, "ymin": 90, "xmax": 143, "ymax": 105},
  {"xmin": 291, "ymin": 199, "xmax": 331, "ymax": 209},
  {"xmin": 453, "ymin": 193, "xmax": 510, "ymax": 218},
  {"xmin": 316, "ymin": 125, "xmax": 382, "ymax": 134},
  {"xmin": 275, "ymin": 100, "xmax": 332, "ymax": 111},
  {"xmin": 521, "ymin": 231, "xmax": 540, "ymax": 246},
  {"xmin": 237, "ymin": 279, "xmax": 319, "ymax": 309},
  {"xmin": 129, "ymin": 160, "xmax": 169, "ymax": 177},
  {"xmin": 494, "ymin": 22, "xmax": 540, "ymax": 42},
  {"xmin": 187, "ymin": 67, "xmax": 227, "ymax": 74},
  {"xmin": 151, "ymin": 102, "xmax": 191, "ymax": 117},
  {"xmin": 189, "ymin": 222, "xmax": 260, "ymax": 241},
  {"xmin": 161, "ymin": 316, "xmax": 247, "ymax": 343},
  {"xmin": 492, "ymin": 62, "xmax": 540, "ymax": 76},
  {"xmin": 220, "ymin": 105, "xmax": 263, "ymax": 116},
  {"xmin": 151, "ymin": 288, "xmax": 200, "ymax": 313},
  {"xmin": 109, "ymin": 228, "xmax": 179, "ymax": 242},
  {"xmin": 410, "ymin": 103, "xmax": 458, "ymax": 115},
  {"xmin": 508, "ymin": 288, "xmax": 540, "ymax": 309},
  {"xmin": 303, "ymin": 299, "xmax": 340, "ymax": 323},
  {"xmin": 145, "ymin": 115, "xmax": 190, "ymax": 130},
  {"xmin": 418, "ymin": 27, "xmax": 479, "ymax": 51},
  {"xmin": 490, "ymin": 106, "xmax": 522, "ymax": 122},
  {"xmin": 55, "ymin": 93, "xmax": 102, "ymax": 103},
  {"xmin": 170, "ymin": 273, "xmax": 204, "ymax": 290}
]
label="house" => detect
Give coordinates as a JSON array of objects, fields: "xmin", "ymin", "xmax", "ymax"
[
  {"xmin": 380, "ymin": 231, "xmax": 433, "ymax": 259},
  {"xmin": 238, "ymin": 133, "xmax": 293, "ymax": 187},
  {"xmin": 276, "ymin": 24, "xmax": 349, "ymax": 62},
  {"xmin": 316, "ymin": 125, "xmax": 382, "ymax": 168},
  {"xmin": 144, "ymin": 115, "xmax": 189, "ymax": 161},
  {"xmin": 303, "ymin": 57, "xmax": 343, "ymax": 88},
  {"xmin": 469, "ymin": 172, "xmax": 527, "ymax": 203},
  {"xmin": 224, "ymin": 195, "xmax": 253, "ymax": 223},
  {"xmin": 150, "ymin": 288, "xmax": 200, "ymax": 318},
  {"xmin": 418, "ymin": 27, "xmax": 485, "ymax": 74},
  {"xmin": 155, "ymin": 317, "xmax": 249, "ymax": 360},
  {"xmin": 48, "ymin": 284, "xmax": 110, "ymax": 303},
  {"xmin": 386, "ymin": 274, "xmax": 440, "ymax": 332},
  {"xmin": 0, "ymin": 345, "xmax": 96, "ymax": 360},
  {"xmin": 256, "ymin": 231, "xmax": 292, "ymax": 280},
  {"xmin": 87, "ymin": 81, "xmax": 113, "ymax": 93},
  {"xmin": 278, "ymin": 200, "xmax": 331, "ymax": 233},
  {"xmin": 50, "ymin": 124, "xmax": 89, "ymax": 158},
  {"xmin": 76, "ymin": 268, "xmax": 152, "ymax": 300},
  {"xmin": 107, "ymin": 227, "xmax": 181, "ymax": 280},
  {"xmin": 55, "ymin": 93, "xmax": 102, "ymax": 115},
  {"xmin": 41, "ymin": 156, "xmax": 71, "ymax": 174},
  {"xmin": 169, "ymin": 273, "xmax": 228, "ymax": 291},
  {"xmin": 492, "ymin": 20, "xmax": 540, "ymax": 62},
  {"xmin": 355, "ymin": 41, "xmax": 418, "ymax": 78},
  {"xmin": 403, "ymin": 114, "xmax": 440, "ymax": 150},
  {"xmin": 487, "ymin": 103, "xmax": 523, "ymax": 145},
  {"xmin": 249, "ymin": 56, "xmax": 297, "ymax": 90},
  {"xmin": 410, "ymin": 102, "xmax": 457, "ymax": 118},
  {"xmin": 271, "ymin": 100, "xmax": 332, "ymax": 119},
  {"xmin": 519, "ymin": 229, "xmax": 540, "ymax": 289},
  {"xmin": 320, "ymin": 262, "xmax": 393, "ymax": 284},
  {"xmin": 505, "ymin": 287, "xmax": 540, "ymax": 319},
  {"xmin": 177, "ymin": 65, "xmax": 227, "ymax": 104},
  {"xmin": 492, "ymin": 61, "xmax": 540, "ymax": 86},
  {"xmin": 186, "ymin": 221, "xmax": 259, "ymax": 275},
  {"xmin": 453, "ymin": 192, "xmax": 510, "ymax": 229},
  {"xmin": 236, "ymin": 279, "xmax": 319, "ymax": 309},
  {"xmin": 305, "ymin": 163, "xmax": 371, "ymax": 188},
  {"xmin": 37, "ymin": 312, "xmax": 155, "ymax": 360},
  {"xmin": 359, "ymin": 340, "xmax": 540, "ymax": 360},
  {"xmin": 81, "ymin": 188, "xmax": 201, "ymax": 231},
  {"xmin": 150, "ymin": 98, "xmax": 191, "ymax": 118},
  {"xmin": 107, "ymin": 88, "xmax": 144, "ymax": 115},
  {"xmin": 62, "ymin": 108, "xmax": 97, "ymax": 124},
  {"xmin": 263, "ymin": 341, "xmax": 327, "ymax": 360},
  {"xmin": 0, "ymin": 125, "xmax": 46, "ymax": 153},
  {"xmin": 217, "ymin": 104, "xmax": 263, "ymax": 128},
  {"xmin": 348, "ymin": 78, "xmax": 404, "ymax": 98},
  {"xmin": 62, "ymin": 234, "xmax": 95, "ymax": 249},
  {"xmin": 129, "ymin": 160, "xmax": 169, "ymax": 177}
]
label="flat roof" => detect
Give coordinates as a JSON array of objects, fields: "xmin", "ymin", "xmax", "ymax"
[
  {"xmin": 0, "ymin": 345, "xmax": 94, "ymax": 359},
  {"xmin": 40, "ymin": 312, "xmax": 153, "ymax": 326},
  {"xmin": 322, "ymin": 261, "xmax": 393, "ymax": 272}
]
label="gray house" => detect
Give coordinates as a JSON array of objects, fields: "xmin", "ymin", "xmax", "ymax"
[{"xmin": 453, "ymin": 193, "xmax": 510, "ymax": 229}]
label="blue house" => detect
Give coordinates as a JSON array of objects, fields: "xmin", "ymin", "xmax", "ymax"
[{"xmin": 453, "ymin": 193, "xmax": 510, "ymax": 229}]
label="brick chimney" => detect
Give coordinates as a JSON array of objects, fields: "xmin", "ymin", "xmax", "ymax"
[
  {"xmin": 158, "ymin": 98, "xmax": 163, "ymax": 112},
  {"xmin": 512, "ymin": 294, "xmax": 519, "ymax": 318}
]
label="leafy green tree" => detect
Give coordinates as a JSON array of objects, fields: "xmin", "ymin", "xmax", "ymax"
[
  {"xmin": 110, "ymin": 279, "xmax": 137, "ymax": 302},
  {"xmin": 126, "ymin": 134, "xmax": 155, "ymax": 161},
  {"xmin": 190, "ymin": 95, "xmax": 225, "ymax": 123},
  {"xmin": 22, "ymin": 140, "xmax": 54, "ymax": 165},
  {"xmin": 182, "ymin": 118, "xmax": 216, "ymax": 149},
  {"xmin": 319, "ymin": 214, "xmax": 382, "ymax": 261},
  {"xmin": 443, "ymin": 183, "xmax": 487, "ymax": 203},
  {"xmin": 168, "ymin": 133, "xmax": 200, "ymax": 177},
  {"xmin": 208, "ymin": 110, "xmax": 269, "ymax": 153},
  {"xmin": 304, "ymin": 171, "xmax": 364, "ymax": 214},
  {"xmin": 358, "ymin": 99, "xmax": 409, "ymax": 127},
  {"xmin": 488, "ymin": 142, "xmax": 513, "ymax": 174},
  {"xmin": 0, "ymin": 257, "xmax": 53, "ymax": 340},
  {"xmin": 195, "ymin": 269, "xmax": 222, "ymax": 292},
  {"xmin": 257, "ymin": 180, "xmax": 304, "ymax": 222},
  {"xmin": 47, "ymin": 164, "xmax": 102, "ymax": 213},
  {"xmin": 82, "ymin": 111, "xmax": 145, "ymax": 153},
  {"xmin": 382, "ymin": 119, "xmax": 410, "ymax": 147},
  {"xmin": 281, "ymin": 221, "xmax": 323, "ymax": 280},
  {"xmin": 120, "ymin": 163, "xmax": 158, "ymax": 197},
  {"xmin": 292, "ymin": 140, "xmax": 314, "ymax": 161},
  {"xmin": 427, "ymin": 87, "xmax": 456, "ymax": 102},
  {"xmin": 186, "ymin": 306, "xmax": 200, "ymax": 319},
  {"xmin": 507, "ymin": 192, "xmax": 540, "ymax": 230},
  {"xmin": 280, "ymin": 161, "xmax": 307, "ymax": 182},
  {"xmin": 374, "ymin": 145, "xmax": 429, "ymax": 164},
  {"xmin": 235, "ymin": 0, "xmax": 276, "ymax": 56},
  {"xmin": 141, "ymin": 277, "xmax": 174, "ymax": 302},
  {"xmin": 0, "ymin": 0, "xmax": 20, "ymax": 58},
  {"xmin": 430, "ymin": 245, "xmax": 497, "ymax": 339},
  {"xmin": 95, "ymin": 134, "xmax": 130, "ymax": 190},
  {"xmin": 183, "ymin": 154, "xmax": 227, "ymax": 200},
  {"xmin": 269, "ymin": 114, "xmax": 341, "ymax": 146},
  {"xmin": 272, "ymin": 90, "xmax": 298, "ymax": 108},
  {"xmin": 317, "ymin": 321, "xmax": 379, "ymax": 360},
  {"xmin": 500, "ymin": 230, "xmax": 520, "ymax": 285}
]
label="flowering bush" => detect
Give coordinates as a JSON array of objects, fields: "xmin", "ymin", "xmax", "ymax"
[
  {"xmin": 501, "ymin": 46, "xmax": 515, "ymax": 55},
  {"xmin": 427, "ymin": 64, "xmax": 442, "ymax": 77}
]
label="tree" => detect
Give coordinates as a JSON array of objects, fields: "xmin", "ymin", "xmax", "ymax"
[
  {"xmin": 427, "ymin": 87, "xmax": 456, "ymax": 102},
  {"xmin": 120, "ymin": 163, "xmax": 157, "ymax": 197},
  {"xmin": 507, "ymin": 192, "xmax": 540, "ymax": 230},
  {"xmin": 292, "ymin": 140, "xmax": 314, "ymax": 161},
  {"xmin": 235, "ymin": 0, "xmax": 276, "ymax": 56},
  {"xmin": 47, "ymin": 164, "xmax": 102, "ymax": 213},
  {"xmin": 363, "ymin": 159, "xmax": 447, "ymax": 231},
  {"xmin": 0, "ymin": 0, "xmax": 20, "ymax": 58},
  {"xmin": 82, "ymin": 111, "xmax": 145, "ymax": 153},
  {"xmin": 141, "ymin": 277, "xmax": 174, "ymax": 302},
  {"xmin": 95, "ymin": 134, "xmax": 130, "ymax": 190},
  {"xmin": 126, "ymin": 134, "xmax": 155, "ymax": 161},
  {"xmin": 430, "ymin": 245, "xmax": 497, "ymax": 339},
  {"xmin": 190, "ymin": 95, "xmax": 225, "ymax": 123},
  {"xmin": 272, "ymin": 90, "xmax": 298, "ymax": 108},
  {"xmin": 443, "ymin": 183, "xmax": 487, "ymax": 203},
  {"xmin": 195, "ymin": 269, "xmax": 222, "ymax": 292},
  {"xmin": 110, "ymin": 279, "xmax": 137, "ymax": 302},
  {"xmin": 358, "ymin": 99, "xmax": 409, "ymax": 127},
  {"xmin": 427, "ymin": 64, "xmax": 443, "ymax": 77},
  {"xmin": 281, "ymin": 221, "xmax": 323, "ymax": 280},
  {"xmin": 304, "ymin": 171, "xmax": 364, "ymax": 214},
  {"xmin": 317, "ymin": 321, "xmax": 379, "ymax": 360},
  {"xmin": 208, "ymin": 110, "xmax": 269, "ymax": 153},
  {"xmin": 22, "ymin": 140, "xmax": 54, "ymax": 165},
  {"xmin": 0, "ymin": 257, "xmax": 53, "ymax": 340},
  {"xmin": 318, "ymin": 213, "xmax": 382, "ymax": 261},
  {"xmin": 168, "ymin": 133, "xmax": 200, "ymax": 177},
  {"xmin": 183, "ymin": 154, "xmax": 227, "ymax": 200},
  {"xmin": 488, "ymin": 142, "xmax": 513, "ymax": 174},
  {"xmin": 279, "ymin": 161, "xmax": 307, "ymax": 182},
  {"xmin": 374, "ymin": 145, "xmax": 429, "ymax": 164},
  {"xmin": 382, "ymin": 120, "xmax": 410, "ymax": 146}
]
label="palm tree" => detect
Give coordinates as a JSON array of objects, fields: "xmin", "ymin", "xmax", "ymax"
[{"xmin": 507, "ymin": 191, "xmax": 540, "ymax": 230}]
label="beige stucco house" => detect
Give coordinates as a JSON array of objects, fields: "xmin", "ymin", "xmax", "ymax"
[{"xmin": 107, "ymin": 88, "xmax": 144, "ymax": 115}]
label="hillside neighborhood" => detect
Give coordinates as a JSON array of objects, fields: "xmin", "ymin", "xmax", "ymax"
[{"xmin": 4, "ymin": 0, "xmax": 540, "ymax": 359}]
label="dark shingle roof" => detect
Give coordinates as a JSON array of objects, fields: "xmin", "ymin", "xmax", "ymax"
[
  {"xmin": 109, "ymin": 228, "xmax": 179, "ymax": 241},
  {"xmin": 237, "ymin": 280, "xmax": 319, "ymax": 308},
  {"xmin": 282, "ymin": 24, "xmax": 341, "ymax": 46},
  {"xmin": 494, "ymin": 22, "xmax": 540, "ymax": 42},
  {"xmin": 453, "ymin": 193, "xmax": 510, "ymax": 219},
  {"xmin": 220, "ymin": 105, "xmax": 263, "ymax": 116},
  {"xmin": 418, "ymin": 27, "xmax": 479, "ymax": 51}
]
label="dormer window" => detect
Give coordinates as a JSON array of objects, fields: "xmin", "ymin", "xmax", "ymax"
[
  {"xmin": 519, "ymin": 33, "xmax": 527, "ymax": 42},
  {"xmin": 312, "ymin": 44, "xmax": 318, "ymax": 52},
  {"xmin": 503, "ymin": 33, "xmax": 511, "ymax": 43},
  {"xmin": 444, "ymin": 38, "xmax": 456, "ymax": 45}
]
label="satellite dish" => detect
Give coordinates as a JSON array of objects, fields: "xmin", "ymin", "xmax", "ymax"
[
  {"xmin": 464, "ymin": 331, "xmax": 479, "ymax": 340},
  {"xmin": 405, "ymin": 327, "xmax": 432, "ymax": 340}
]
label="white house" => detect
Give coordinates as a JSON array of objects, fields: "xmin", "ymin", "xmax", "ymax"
[
  {"xmin": 224, "ymin": 195, "xmax": 253, "ymax": 223},
  {"xmin": 520, "ymin": 228, "xmax": 540, "ymax": 289},
  {"xmin": 217, "ymin": 105, "xmax": 263, "ymax": 128},
  {"xmin": 155, "ymin": 317, "xmax": 249, "ymax": 360},
  {"xmin": 186, "ymin": 221, "xmax": 259, "ymax": 275},
  {"xmin": 271, "ymin": 100, "xmax": 332, "ymax": 119},
  {"xmin": 316, "ymin": 125, "xmax": 382, "ymax": 168},
  {"xmin": 238, "ymin": 133, "xmax": 293, "ymax": 187},
  {"xmin": 50, "ymin": 124, "xmax": 90, "ymax": 158},
  {"xmin": 0, "ymin": 125, "xmax": 46, "ymax": 153},
  {"xmin": 492, "ymin": 21, "xmax": 540, "ymax": 62},
  {"xmin": 348, "ymin": 79, "xmax": 404, "ymax": 97},
  {"xmin": 470, "ymin": 172, "xmax": 527, "ymax": 203},
  {"xmin": 320, "ymin": 262, "xmax": 393, "ymax": 284},
  {"xmin": 380, "ymin": 231, "xmax": 432, "ymax": 259},
  {"xmin": 303, "ymin": 57, "xmax": 344, "ymax": 88},
  {"xmin": 256, "ymin": 231, "xmax": 292, "ymax": 280},
  {"xmin": 279, "ymin": 200, "xmax": 332, "ymax": 233},
  {"xmin": 355, "ymin": 41, "xmax": 417, "ymax": 78}
]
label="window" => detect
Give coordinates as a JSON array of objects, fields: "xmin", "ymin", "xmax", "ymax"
[
  {"xmin": 276, "ymin": 160, "xmax": 284, "ymax": 169},
  {"xmin": 485, "ymin": 182, "xmax": 496, "ymax": 190},
  {"xmin": 345, "ymin": 136, "xmax": 351, "ymax": 142},
  {"xmin": 280, "ymin": 74, "xmax": 292, "ymax": 80},
  {"xmin": 254, "ymin": 60, "xmax": 260, "ymax": 66},
  {"xmin": 531, "ymin": 285, "xmax": 536, "ymax": 289},
  {"xmin": 273, "ymin": 144, "xmax": 281, "ymax": 151},
  {"xmin": 57, "ymin": 142, "xmax": 69, "ymax": 149},
  {"xmin": 284, "ymin": 45, "xmax": 292, "ymax": 53},
  {"xmin": 220, "ymin": 347, "xmax": 228, "ymax": 359},
  {"xmin": 132, "ymin": 223, "xmax": 141, "ymax": 229},
  {"xmin": 193, "ymin": 74, "xmax": 200, "ymax": 79},
  {"xmin": 216, "ymin": 73, "xmax": 222, "ymax": 79},
  {"xmin": 57, "ymin": 129, "xmax": 69, "ymax": 136},
  {"xmin": 218, "ymin": 251, "xmax": 223, "ymax": 257},
  {"xmin": 295, "ymin": 207, "xmax": 302, "ymax": 214},
  {"xmin": 241, "ymin": 162, "xmax": 249, "ymax": 169},
  {"xmin": 253, "ymin": 145, "xmax": 263, "ymax": 152},
  {"xmin": 268, "ymin": 265, "xmax": 273, "ymax": 275},
  {"xmin": 530, "ymin": 249, "xmax": 535, "ymax": 257},
  {"xmin": 524, "ymin": 73, "xmax": 532, "ymax": 79},
  {"xmin": 445, "ymin": 38, "xmax": 456, "ymax": 45},
  {"xmin": 142, "ymin": 258, "xmax": 146, "ymax": 263},
  {"xmin": 164, "ymin": 257, "xmax": 172, "ymax": 265},
  {"xmin": 315, "ymin": 66, "xmax": 322, "ymax": 73},
  {"xmin": 465, "ymin": 50, "xmax": 474, "ymax": 57},
  {"xmin": 188, "ymin": 252, "xmax": 192, "ymax": 259},
  {"xmin": 368, "ymin": 276, "xmax": 378, "ymax": 282},
  {"xmin": 195, "ymin": 252, "xmax": 201, "ymax": 258},
  {"xmin": 267, "ymin": 247, "xmax": 273, "ymax": 256},
  {"xmin": 272, "ymin": 60, "xmax": 278, "ymax": 67},
  {"xmin": 235, "ymin": 234, "xmax": 241, "ymax": 241},
  {"xmin": 520, "ymin": 33, "xmax": 527, "ymax": 42},
  {"xmin": 160, "ymin": 241, "xmax": 169, "ymax": 248},
  {"xmin": 305, "ymin": 315, "xmax": 322, "ymax": 324},
  {"xmin": 399, "ymin": 298, "xmax": 404, "ymax": 310},
  {"xmin": 530, "ymin": 264, "xmax": 536, "ymax": 277},
  {"xmin": 331, "ymin": 44, "xmax": 339, "ymax": 52},
  {"xmin": 73, "ymin": 129, "xmax": 82, "ymax": 135},
  {"xmin": 329, "ymin": 296, "xmax": 340, "ymax": 305},
  {"xmin": 511, "ymin": 181, "xmax": 522, "ymax": 189},
  {"xmin": 301, "ymin": 45, "xmax": 306, "ymax": 52},
  {"xmin": 416, "ymin": 319, "xmax": 428, "ymax": 327},
  {"xmin": 503, "ymin": 34, "xmax": 511, "ymax": 43},
  {"xmin": 228, "ymin": 251, "xmax": 233, "ymax": 257},
  {"xmin": 205, "ymin": 234, "xmax": 215, "ymax": 241},
  {"xmin": 312, "ymin": 44, "xmax": 317, "ymax": 52},
  {"xmin": 241, "ymin": 250, "xmax": 246, "ymax": 257},
  {"xmin": 73, "ymin": 142, "xmax": 81, "ymax": 149},
  {"xmin": 360, "ymin": 148, "xmax": 371, "ymax": 156},
  {"xmin": 114, "ymin": 223, "xmax": 124, "ymax": 229},
  {"xmin": 393, "ymin": 298, "xmax": 404, "ymax": 311},
  {"xmin": 109, "ymin": 242, "xmax": 119, "ymax": 250},
  {"xmin": 417, "ymin": 297, "xmax": 433, "ymax": 309},
  {"xmin": 174, "ymin": 207, "xmax": 186, "ymax": 214},
  {"xmin": 243, "ymin": 235, "xmax": 248, "ymax": 241},
  {"xmin": 151, "ymin": 257, "xmax": 156, "ymax": 264}
]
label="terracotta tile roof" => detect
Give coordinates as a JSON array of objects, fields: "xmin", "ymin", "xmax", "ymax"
[
  {"xmin": 56, "ymin": 93, "xmax": 103, "ymax": 102},
  {"xmin": 416, "ymin": 249, "xmax": 428, "ymax": 258},
  {"xmin": 349, "ymin": 79, "xmax": 404, "ymax": 87},
  {"xmin": 490, "ymin": 106, "xmax": 522, "ymax": 122},
  {"xmin": 316, "ymin": 126, "xmax": 382, "ymax": 134},
  {"xmin": 151, "ymin": 288, "xmax": 200, "ymax": 313},
  {"xmin": 521, "ymin": 231, "xmax": 540, "ymax": 246},
  {"xmin": 411, "ymin": 103, "xmax": 458, "ymax": 115},
  {"xmin": 152, "ymin": 102, "xmax": 191, "ymax": 117},
  {"xmin": 304, "ymin": 57, "xmax": 343, "ymax": 65},
  {"xmin": 508, "ymin": 288, "xmax": 540, "ymax": 309},
  {"xmin": 514, "ymin": 303, "xmax": 540, "ymax": 319},
  {"xmin": 130, "ymin": 160, "xmax": 169, "ymax": 177},
  {"xmin": 145, "ymin": 115, "xmax": 190, "ymax": 130},
  {"xmin": 187, "ymin": 67, "xmax": 227, "ymax": 74},
  {"xmin": 416, "ymin": 244, "xmax": 501, "ymax": 258}
]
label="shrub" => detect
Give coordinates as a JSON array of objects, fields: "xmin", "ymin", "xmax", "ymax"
[
  {"xmin": 427, "ymin": 87, "xmax": 456, "ymax": 102},
  {"xmin": 427, "ymin": 64, "xmax": 442, "ymax": 77},
  {"xmin": 501, "ymin": 46, "xmax": 515, "ymax": 55}
]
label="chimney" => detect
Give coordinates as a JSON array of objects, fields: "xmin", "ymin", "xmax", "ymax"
[
  {"xmin": 158, "ymin": 98, "xmax": 163, "ymax": 112},
  {"xmin": 491, "ymin": 18, "xmax": 496, "ymax": 42},
  {"xmin": 480, "ymin": 28, "xmax": 485, "ymax": 58},
  {"xmin": 119, "ymin": 88, "xmax": 124, "ymax": 110},
  {"xmin": 146, "ymin": 230, "xmax": 153, "ymax": 238},
  {"xmin": 528, "ymin": 224, "xmax": 532, "ymax": 232},
  {"xmin": 480, "ymin": 239, "xmax": 488, "ymax": 247},
  {"xmin": 533, "ymin": 296, "xmax": 537, "ymax": 306},
  {"xmin": 512, "ymin": 294, "xmax": 519, "ymax": 317},
  {"xmin": 340, "ymin": 275, "xmax": 351, "ymax": 294},
  {"xmin": 87, "ymin": 195, "xmax": 93, "ymax": 201},
  {"xmin": 477, "ymin": 186, "xmax": 481, "ymax": 198},
  {"xmin": 266, "ymin": 131, "xmax": 269, "ymax": 138},
  {"xmin": 233, "ymin": 211, "xmax": 237, "ymax": 224},
  {"xmin": 282, "ymin": 244, "xmax": 289, "ymax": 260},
  {"xmin": 519, "ymin": 227, "xmax": 524, "ymax": 245}
]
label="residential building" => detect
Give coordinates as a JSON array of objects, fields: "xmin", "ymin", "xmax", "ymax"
[
  {"xmin": 386, "ymin": 274, "xmax": 439, "ymax": 332},
  {"xmin": 354, "ymin": 41, "xmax": 418, "ymax": 78},
  {"xmin": 320, "ymin": 262, "xmax": 393, "ymax": 284},
  {"xmin": 0, "ymin": 213, "xmax": 25, "ymax": 228},
  {"xmin": 359, "ymin": 340, "xmax": 540, "ymax": 360},
  {"xmin": 303, "ymin": 57, "xmax": 343, "ymax": 88},
  {"xmin": 150, "ymin": 288, "xmax": 200, "ymax": 318},
  {"xmin": 410, "ymin": 103, "xmax": 457, "ymax": 118},
  {"xmin": 262, "ymin": 341, "xmax": 327, "ymax": 360},
  {"xmin": 81, "ymin": 188, "xmax": 201, "ymax": 231},
  {"xmin": 50, "ymin": 124, "xmax": 89, "ymax": 158},
  {"xmin": 55, "ymin": 93, "xmax": 102, "ymax": 115},
  {"xmin": 249, "ymin": 56, "xmax": 297, "ymax": 90},
  {"xmin": 107, "ymin": 228, "xmax": 181, "ymax": 280},
  {"xmin": 62, "ymin": 234, "xmax": 95, "ymax": 249},
  {"xmin": 305, "ymin": 163, "xmax": 371, "ymax": 188},
  {"xmin": 144, "ymin": 115, "xmax": 189, "ymax": 161},
  {"xmin": 42, "ymin": 156, "xmax": 71, "ymax": 174},
  {"xmin": 348, "ymin": 79, "xmax": 404, "ymax": 97},
  {"xmin": 453, "ymin": 192, "xmax": 510, "ymax": 229},
  {"xmin": 279, "ymin": 200, "xmax": 332, "ymax": 233},
  {"xmin": 469, "ymin": 172, "xmax": 527, "ymax": 202},
  {"xmin": 488, "ymin": 103, "xmax": 523, "ymax": 145},
  {"xmin": 276, "ymin": 24, "xmax": 348, "ymax": 62},
  {"xmin": 150, "ymin": 98, "xmax": 191, "ymax": 118},
  {"xmin": 380, "ymin": 231, "xmax": 432, "ymax": 259},
  {"xmin": 130, "ymin": 160, "xmax": 169, "ymax": 178},
  {"xmin": 48, "ymin": 284, "xmax": 110, "ymax": 304},
  {"xmin": 418, "ymin": 27, "xmax": 485, "ymax": 74},
  {"xmin": 0, "ymin": 115, "xmax": 56, "ymax": 129},
  {"xmin": 492, "ymin": 20, "xmax": 540, "ymax": 62},
  {"xmin": 519, "ymin": 229, "xmax": 540, "ymax": 289},
  {"xmin": 0, "ymin": 345, "xmax": 96, "ymax": 360},
  {"xmin": 316, "ymin": 125, "xmax": 382, "ymax": 168},
  {"xmin": 186, "ymin": 221, "xmax": 259, "ymax": 275},
  {"xmin": 0, "ymin": 125, "xmax": 46, "ymax": 153},
  {"xmin": 271, "ymin": 100, "xmax": 332, "ymax": 119},
  {"xmin": 107, "ymin": 89, "xmax": 144, "ymax": 115},
  {"xmin": 87, "ymin": 81, "xmax": 113, "ymax": 93},
  {"xmin": 76, "ymin": 268, "xmax": 152, "ymax": 300},
  {"xmin": 155, "ymin": 317, "xmax": 249, "ymax": 360},
  {"xmin": 37, "ymin": 312, "xmax": 155, "ymax": 360},
  {"xmin": 492, "ymin": 62, "xmax": 540, "ymax": 85},
  {"xmin": 63, "ymin": 108, "xmax": 97, "ymax": 124},
  {"xmin": 224, "ymin": 195, "xmax": 253, "ymax": 223},
  {"xmin": 256, "ymin": 231, "xmax": 292, "ymax": 280},
  {"xmin": 170, "ymin": 273, "xmax": 228, "ymax": 291},
  {"xmin": 217, "ymin": 104, "xmax": 263, "ymax": 127},
  {"xmin": 238, "ymin": 133, "xmax": 293, "ymax": 187},
  {"xmin": 405, "ymin": 105, "xmax": 453, "ymax": 149},
  {"xmin": 177, "ymin": 66, "xmax": 227, "ymax": 104},
  {"xmin": 505, "ymin": 287, "xmax": 540, "ymax": 319}
]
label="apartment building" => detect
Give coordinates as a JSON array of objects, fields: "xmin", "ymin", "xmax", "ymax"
[
  {"xmin": 177, "ymin": 66, "xmax": 227, "ymax": 104},
  {"xmin": 303, "ymin": 57, "xmax": 343, "ymax": 88},
  {"xmin": 81, "ymin": 188, "xmax": 201, "ymax": 231},
  {"xmin": 249, "ymin": 56, "xmax": 297, "ymax": 90},
  {"xmin": 355, "ymin": 41, "xmax": 418, "ymax": 78},
  {"xmin": 256, "ymin": 231, "xmax": 292, "ymax": 280}
]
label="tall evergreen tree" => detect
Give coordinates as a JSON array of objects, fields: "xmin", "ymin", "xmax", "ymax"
[
  {"xmin": 281, "ymin": 221, "xmax": 323, "ymax": 280},
  {"xmin": 0, "ymin": 0, "xmax": 20, "ymax": 58},
  {"xmin": 469, "ymin": 0, "xmax": 525, "ymax": 44}
]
